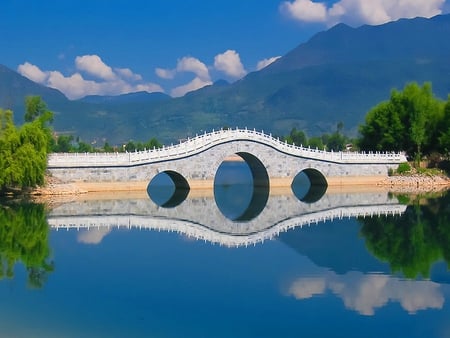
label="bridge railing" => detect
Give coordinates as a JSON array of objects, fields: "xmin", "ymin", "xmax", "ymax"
[
  {"xmin": 48, "ymin": 203, "xmax": 406, "ymax": 247},
  {"xmin": 47, "ymin": 127, "xmax": 407, "ymax": 167}
]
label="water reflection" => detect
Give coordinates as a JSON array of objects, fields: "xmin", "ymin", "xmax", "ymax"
[
  {"xmin": 0, "ymin": 201, "xmax": 53, "ymax": 288},
  {"xmin": 214, "ymin": 158, "xmax": 269, "ymax": 221},
  {"xmin": 291, "ymin": 170, "xmax": 328, "ymax": 203},
  {"xmin": 147, "ymin": 171, "xmax": 189, "ymax": 207},
  {"xmin": 359, "ymin": 192, "xmax": 450, "ymax": 279},
  {"xmin": 287, "ymin": 271, "xmax": 444, "ymax": 315},
  {"xmin": 48, "ymin": 191, "xmax": 406, "ymax": 247},
  {"xmin": 4, "ymin": 191, "xmax": 450, "ymax": 337}
]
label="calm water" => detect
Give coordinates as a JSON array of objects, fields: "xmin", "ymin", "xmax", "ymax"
[{"xmin": 1, "ymin": 162, "xmax": 450, "ymax": 338}]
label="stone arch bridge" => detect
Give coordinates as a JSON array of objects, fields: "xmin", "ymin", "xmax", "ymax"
[{"xmin": 47, "ymin": 128, "xmax": 407, "ymax": 189}]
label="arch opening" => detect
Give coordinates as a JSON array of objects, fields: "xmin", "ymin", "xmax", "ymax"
[
  {"xmin": 147, "ymin": 170, "xmax": 190, "ymax": 208},
  {"xmin": 291, "ymin": 168, "xmax": 328, "ymax": 203},
  {"xmin": 213, "ymin": 153, "xmax": 270, "ymax": 222}
]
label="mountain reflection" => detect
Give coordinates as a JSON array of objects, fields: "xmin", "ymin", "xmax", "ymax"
[{"xmin": 0, "ymin": 201, "xmax": 53, "ymax": 288}]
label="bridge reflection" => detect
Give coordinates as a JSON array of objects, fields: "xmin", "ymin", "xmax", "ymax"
[{"xmin": 47, "ymin": 190, "xmax": 406, "ymax": 247}]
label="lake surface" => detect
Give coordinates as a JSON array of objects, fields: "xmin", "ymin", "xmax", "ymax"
[{"xmin": 1, "ymin": 162, "xmax": 450, "ymax": 338}]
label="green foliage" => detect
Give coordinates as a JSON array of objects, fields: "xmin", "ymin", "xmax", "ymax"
[
  {"xmin": 50, "ymin": 134, "xmax": 163, "ymax": 153},
  {"xmin": 0, "ymin": 97, "xmax": 53, "ymax": 193},
  {"xmin": 438, "ymin": 95, "xmax": 450, "ymax": 153},
  {"xmin": 358, "ymin": 82, "xmax": 445, "ymax": 161},
  {"xmin": 396, "ymin": 162, "xmax": 411, "ymax": 174},
  {"xmin": 284, "ymin": 127, "xmax": 307, "ymax": 146},
  {"xmin": 124, "ymin": 138, "xmax": 163, "ymax": 152},
  {"xmin": 25, "ymin": 96, "xmax": 48, "ymax": 122},
  {"xmin": 0, "ymin": 201, "xmax": 54, "ymax": 288},
  {"xmin": 359, "ymin": 193, "xmax": 450, "ymax": 279},
  {"xmin": 284, "ymin": 123, "xmax": 351, "ymax": 151},
  {"xmin": 51, "ymin": 134, "xmax": 74, "ymax": 152}
]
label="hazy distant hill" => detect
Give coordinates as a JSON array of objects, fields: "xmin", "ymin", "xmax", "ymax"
[
  {"xmin": 1, "ymin": 14, "xmax": 450, "ymax": 144},
  {"xmin": 79, "ymin": 91, "xmax": 171, "ymax": 104}
]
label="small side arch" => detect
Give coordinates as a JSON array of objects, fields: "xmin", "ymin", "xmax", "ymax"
[
  {"xmin": 291, "ymin": 168, "xmax": 328, "ymax": 203},
  {"xmin": 147, "ymin": 170, "xmax": 190, "ymax": 208}
]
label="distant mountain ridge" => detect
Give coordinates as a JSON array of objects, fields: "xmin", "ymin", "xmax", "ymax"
[
  {"xmin": 264, "ymin": 14, "xmax": 450, "ymax": 73},
  {"xmin": 79, "ymin": 91, "xmax": 171, "ymax": 104},
  {"xmin": 1, "ymin": 14, "xmax": 450, "ymax": 144}
]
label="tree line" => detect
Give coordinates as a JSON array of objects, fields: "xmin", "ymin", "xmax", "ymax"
[
  {"xmin": 284, "ymin": 82, "xmax": 450, "ymax": 166},
  {"xmin": 51, "ymin": 134, "xmax": 162, "ymax": 153}
]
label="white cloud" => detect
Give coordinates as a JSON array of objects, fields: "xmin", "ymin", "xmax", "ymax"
[
  {"xmin": 171, "ymin": 76, "xmax": 212, "ymax": 97},
  {"xmin": 47, "ymin": 71, "xmax": 99, "ymax": 99},
  {"xmin": 256, "ymin": 56, "xmax": 282, "ymax": 70},
  {"xmin": 155, "ymin": 67, "xmax": 177, "ymax": 80},
  {"xmin": 287, "ymin": 271, "xmax": 444, "ymax": 315},
  {"xmin": 18, "ymin": 57, "xmax": 163, "ymax": 100},
  {"xmin": 75, "ymin": 54, "xmax": 116, "ymax": 80},
  {"xmin": 17, "ymin": 62, "xmax": 49, "ymax": 83},
  {"xmin": 280, "ymin": 0, "xmax": 328, "ymax": 22},
  {"xmin": 115, "ymin": 67, "xmax": 142, "ymax": 81},
  {"xmin": 214, "ymin": 50, "xmax": 247, "ymax": 78},
  {"xmin": 280, "ymin": 0, "xmax": 446, "ymax": 26},
  {"xmin": 176, "ymin": 56, "xmax": 211, "ymax": 81}
]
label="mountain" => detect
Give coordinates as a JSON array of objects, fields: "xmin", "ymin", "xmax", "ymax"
[
  {"xmin": 1, "ymin": 14, "xmax": 450, "ymax": 144},
  {"xmin": 0, "ymin": 64, "xmax": 68, "ymax": 122},
  {"xmin": 264, "ymin": 15, "xmax": 450, "ymax": 74}
]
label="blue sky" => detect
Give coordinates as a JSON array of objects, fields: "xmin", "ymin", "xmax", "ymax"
[{"xmin": 1, "ymin": 0, "xmax": 449, "ymax": 99}]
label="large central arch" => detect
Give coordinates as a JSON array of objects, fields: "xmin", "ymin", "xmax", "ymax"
[{"xmin": 213, "ymin": 152, "xmax": 270, "ymax": 221}]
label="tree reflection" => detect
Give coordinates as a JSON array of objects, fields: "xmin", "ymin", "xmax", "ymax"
[
  {"xmin": 359, "ymin": 192, "xmax": 450, "ymax": 279},
  {"xmin": 0, "ymin": 201, "xmax": 54, "ymax": 288}
]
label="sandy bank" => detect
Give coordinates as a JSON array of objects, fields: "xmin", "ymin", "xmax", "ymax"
[{"xmin": 32, "ymin": 173, "xmax": 450, "ymax": 198}]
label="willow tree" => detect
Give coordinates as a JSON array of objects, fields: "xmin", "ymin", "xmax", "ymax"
[{"xmin": 0, "ymin": 97, "xmax": 53, "ymax": 192}]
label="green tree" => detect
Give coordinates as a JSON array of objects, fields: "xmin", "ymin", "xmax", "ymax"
[
  {"xmin": 0, "ymin": 97, "xmax": 54, "ymax": 193},
  {"xmin": 125, "ymin": 140, "xmax": 136, "ymax": 152},
  {"xmin": 52, "ymin": 134, "xmax": 75, "ymax": 152},
  {"xmin": 77, "ymin": 140, "xmax": 94, "ymax": 153},
  {"xmin": 144, "ymin": 137, "xmax": 162, "ymax": 150},
  {"xmin": 103, "ymin": 141, "xmax": 114, "ymax": 152},
  {"xmin": 24, "ymin": 95, "xmax": 52, "ymax": 123},
  {"xmin": 359, "ymin": 101, "xmax": 404, "ymax": 151},
  {"xmin": 308, "ymin": 136, "xmax": 324, "ymax": 149},
  {"xmin": 438, "ymin": 95, "xmax": 450, "ymax": 154},
  {"xmin": 403, "ymin": 83, "xmax": 442, "ymax": 164},
  {"xmin": 0, "ymin": 202, "xmax": 54, "ymax": 288},
  {"xmin": 358, "ymin": 82, "xmax": 444, "ymax": 161},
  {"xmin": 285, "ymin": 127, "xmax": 308, "ymax": 146}
]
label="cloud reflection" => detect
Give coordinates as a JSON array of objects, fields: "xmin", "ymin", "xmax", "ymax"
[
  {"xmin": 77, "ymin": 228, "xmax": 112, "ymax": 245},
  {"xmin": 287, "ymin": 271, "xmax": 444, "ymax": 315}
]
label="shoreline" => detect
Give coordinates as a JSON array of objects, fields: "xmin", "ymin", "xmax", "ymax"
[{"xmin": 31, "ymin": 174, "xmax": 450, "ymax": 198}]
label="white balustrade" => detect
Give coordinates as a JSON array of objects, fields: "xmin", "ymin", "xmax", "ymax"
[
  {"xmin": 48, "ymin": 204, "xmax": 406, "ymax": 247},
  {"xmin": 47, "ymin": 127, "xmax": 407, "ymax": 168}
]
